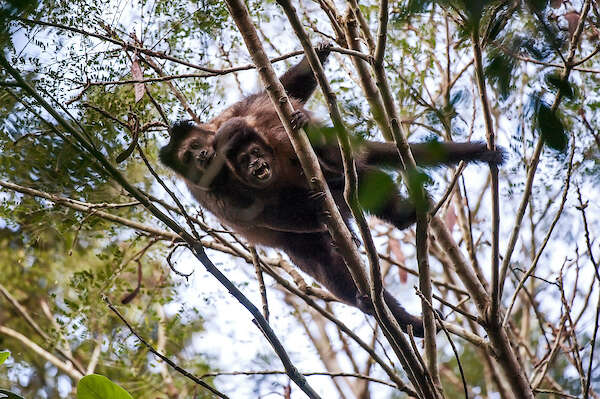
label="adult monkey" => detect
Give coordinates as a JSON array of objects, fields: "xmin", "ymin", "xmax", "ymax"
[{"xmin": 159, "ymin": 44, "xmax": 504, "ymax": 337}]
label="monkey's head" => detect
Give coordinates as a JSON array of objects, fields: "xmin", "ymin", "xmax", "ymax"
[
  {"xmin": 159, "ymin": 121, "xmax": 222, "ymax": 189},
  {"xmin": 214, "ymin": 117, "xmax": 278, "ymax": 189}
]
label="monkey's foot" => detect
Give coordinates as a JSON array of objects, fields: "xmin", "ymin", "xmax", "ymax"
[{"xmin": 291, "ymin": 110, "xmax": 310, "ymax": 130}]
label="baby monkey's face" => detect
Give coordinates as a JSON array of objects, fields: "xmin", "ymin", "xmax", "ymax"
[
  {"xmin": 177, "ymin": 131, "xmax": 217, "ymax": 186},
  {"xmin": 233, "ymin": 140, "xmax": 276, "ymax": 189}
]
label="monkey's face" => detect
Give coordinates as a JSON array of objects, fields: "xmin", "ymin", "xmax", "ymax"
[
  {"xmin": 234, "ymin": 141, "xmax": 276, "ymax": 189},
  {"xmin": 176, "ymin": 131, "xmax": 221, "ymax": 188}
]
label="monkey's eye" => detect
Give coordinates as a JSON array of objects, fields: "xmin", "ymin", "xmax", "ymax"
[
  {"xmin": 190, "ymin": 142, "xmax": 202, "ymax": 150},
  {"xmin": 251, "ymin": 147, "xmax": 261, "ymax": 156}
]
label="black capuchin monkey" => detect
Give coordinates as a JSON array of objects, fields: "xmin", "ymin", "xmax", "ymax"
[{"xmin": 159, "ymin": 43, "xmax": 505, "ymax": 337}]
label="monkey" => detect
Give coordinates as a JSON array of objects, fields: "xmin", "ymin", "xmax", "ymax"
[{"xmin": 159, "ymin": 43, "xmax": 505, "ymax": 337}]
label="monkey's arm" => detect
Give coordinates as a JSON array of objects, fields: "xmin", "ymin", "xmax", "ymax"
[{"xmin": 279, "ymin": 42, "xmax": 331, "ymax": 104}]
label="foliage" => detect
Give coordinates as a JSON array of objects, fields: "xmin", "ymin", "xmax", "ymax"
[
  {"xmin": 0, "ymin": 0, "xmax": 599, "ymax": 397},
  {"xmin": 76, "ymin": 375, "xmax": 133, "ymax": 399}
]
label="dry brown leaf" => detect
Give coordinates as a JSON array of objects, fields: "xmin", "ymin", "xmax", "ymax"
[
  {"xmin": 564, "ymin": 11, "xmax": 581, "ymax": 39},
  {"xmin": 389, "ymin": 238, "xmax": 408, "ymax": 283},
  {"xmin": 131, "ymin": 58, "xmax": 145, "ymax": 103},
  {"xmin": 445, "ymin": 205, "xmax": 457, "ymax": 232}
]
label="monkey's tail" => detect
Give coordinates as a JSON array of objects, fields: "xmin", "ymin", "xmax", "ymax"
[
  {"xmin": 416, "ymin": 141, "xmax": 506, "ymax": 166},
  {"xmin": 363, "ymin": 140, "xmax": 506, "ymax": 169}
]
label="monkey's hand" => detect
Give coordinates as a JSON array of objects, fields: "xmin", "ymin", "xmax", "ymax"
[
  {"xmin": 290, "ymin": 110, "xmax": 310, "ymax": 131},
  {"xmin": 315, "ymin": 41, "xmax": 333, "ymax": 64}
]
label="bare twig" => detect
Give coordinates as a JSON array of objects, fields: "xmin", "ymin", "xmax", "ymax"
[
  {"xmin": 199, "ymin": 369, "xmax": 396, "ymax": 388},
  {"xmin": 503, "ymin": 138, "xmax": 575, "ymax": 328},
  {"xmin": 251, "ymin": 247, "xmax": 270, "ymax": 322},
  {"xmin": 104, "ymin": 296, "xmax": 229, "ymax": 398},
  {"xmin": 417, "ymin": 290, "xmax": 469, "ymax": 399},
  {"xmin": 576, "ymin": 187, "xmax": 600, "ymax": 399}
]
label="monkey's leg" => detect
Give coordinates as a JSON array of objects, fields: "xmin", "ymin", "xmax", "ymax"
[
  {"xmin": 354, "ymin": 166, "xmax": 418, "ymax": 231},
  {"xmin": 371, "ymin": 189, "xmax": 418, "ymax": 230},
  {"xmin": 282, "ymin": 232, "xmax": 426, "ymax": 337},
  {"xmin": 279, "ymin": 42, "xmax": 332, "ymax": 104}
]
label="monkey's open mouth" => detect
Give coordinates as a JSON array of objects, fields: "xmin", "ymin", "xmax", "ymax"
[{"xmin": 252, "ymin": 163, "xmax": 271, "ymax": 180}]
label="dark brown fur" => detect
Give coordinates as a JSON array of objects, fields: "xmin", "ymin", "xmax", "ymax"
[{"xmin": 160, "ymin": 44, "xmax": 504, "ymax": 337}]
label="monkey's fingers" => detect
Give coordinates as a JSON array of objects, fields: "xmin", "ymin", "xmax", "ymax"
[
  {"xmin": 315, "ymin": 41, "xmax": 333, "ymax": 59},
  {"xmin": 351, "ymin": 235, "xmax": 362, "ymax": 248},
  {"xmin": 290, "ymin": 110, "xmax": 310, "ymax": 130},
  {"xmin": 308, "ymin": 190, "xmax": 326, "ymax": 200}
]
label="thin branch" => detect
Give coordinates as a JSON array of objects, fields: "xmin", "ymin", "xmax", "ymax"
[
  {"xmin": 471, "ymin": 24, "xmax": 501, "ymax": 322},
  {"xmin": 104, "ymin": 297, "xmax": 228, "ymax": 398},
  {"xmin": 0, "ymin": 284, "xmax": 86, "ymax": 375},
  {"xmin": 251, "ymin": 247, "xmax": 270, "ymax": 322},
  {"xmin": 0, "ymin": 325, "xmax": 83, "ymax": 380},
  {"xmin": 498, "ymin": 0, "xmax": 593, "ymax": 300},
  {"xmin": 430, "ymin": 162, "xmax": 466, "ymax": 217},
  {"xmin": 576, "ymin": 187, "xmax": 600, "ymax": 399},
  {"xmin": 0, "ymin": 180, "xmax": 179, "ymax": 241},
  {"xmin": 200, "ymin": 370, "xmax": 396, "ymax": 388},
  {"xmin": 417, "ymin": 290, "xmax": 469, "ymax": 399},
  {"xmin": 502, "ymin": 137, "xmax": 575, "ymax": 328}
]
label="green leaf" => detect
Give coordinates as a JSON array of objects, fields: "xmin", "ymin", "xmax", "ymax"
[
  {"xmin": 393, "ymin": 0, "xmax": 433, "ymax": 21},
  {"xmin": 77, "ymin": 374, "xmax": 133, "ymax": 399},
  {"xmin": 544, "ymin": 72, "xmax": 576, "ymax": 100},
  {"xmin": 358, "ymin": 170, "xmax": 395, "ymax": 214},
  {"xmin": 532, "ymin": 95, "xmax": 568, "ymax": 151},
  {"xmin": 0, "ymin": 351, "xmax": 9, "ymax": 365},
  {"xmin": 406, "ymin": 169, "xmax": 430, "ymax": 213},
  {"xmin": 485, "ymin": 49, "xmax": 516, "ymax": 100},
  {"xmin": 0, "ymin": 389, "xmax": 25, "ymax": 399}
]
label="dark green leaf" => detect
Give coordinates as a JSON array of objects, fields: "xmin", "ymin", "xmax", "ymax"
[
  {"xmin": 532, "ymin": 95, "xmax": 568, "ymax": 151},
  {"xmin": 525, "ymin": 0, "xmax": 548, "ymax": 11},
  {"xmin": 484, "ymin": 48, "xmax": 516, "ymax": 100},
  {"xmin": 392, "ymin": 0, "xmax": 434, "ymax": 21},
  {"xmin": 544, "ymin": 72, "xmax": 576, "ymax": 99},
  {"xmin": 358, "ymin": 170, "xmax": 395, "ymax": 214}
]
